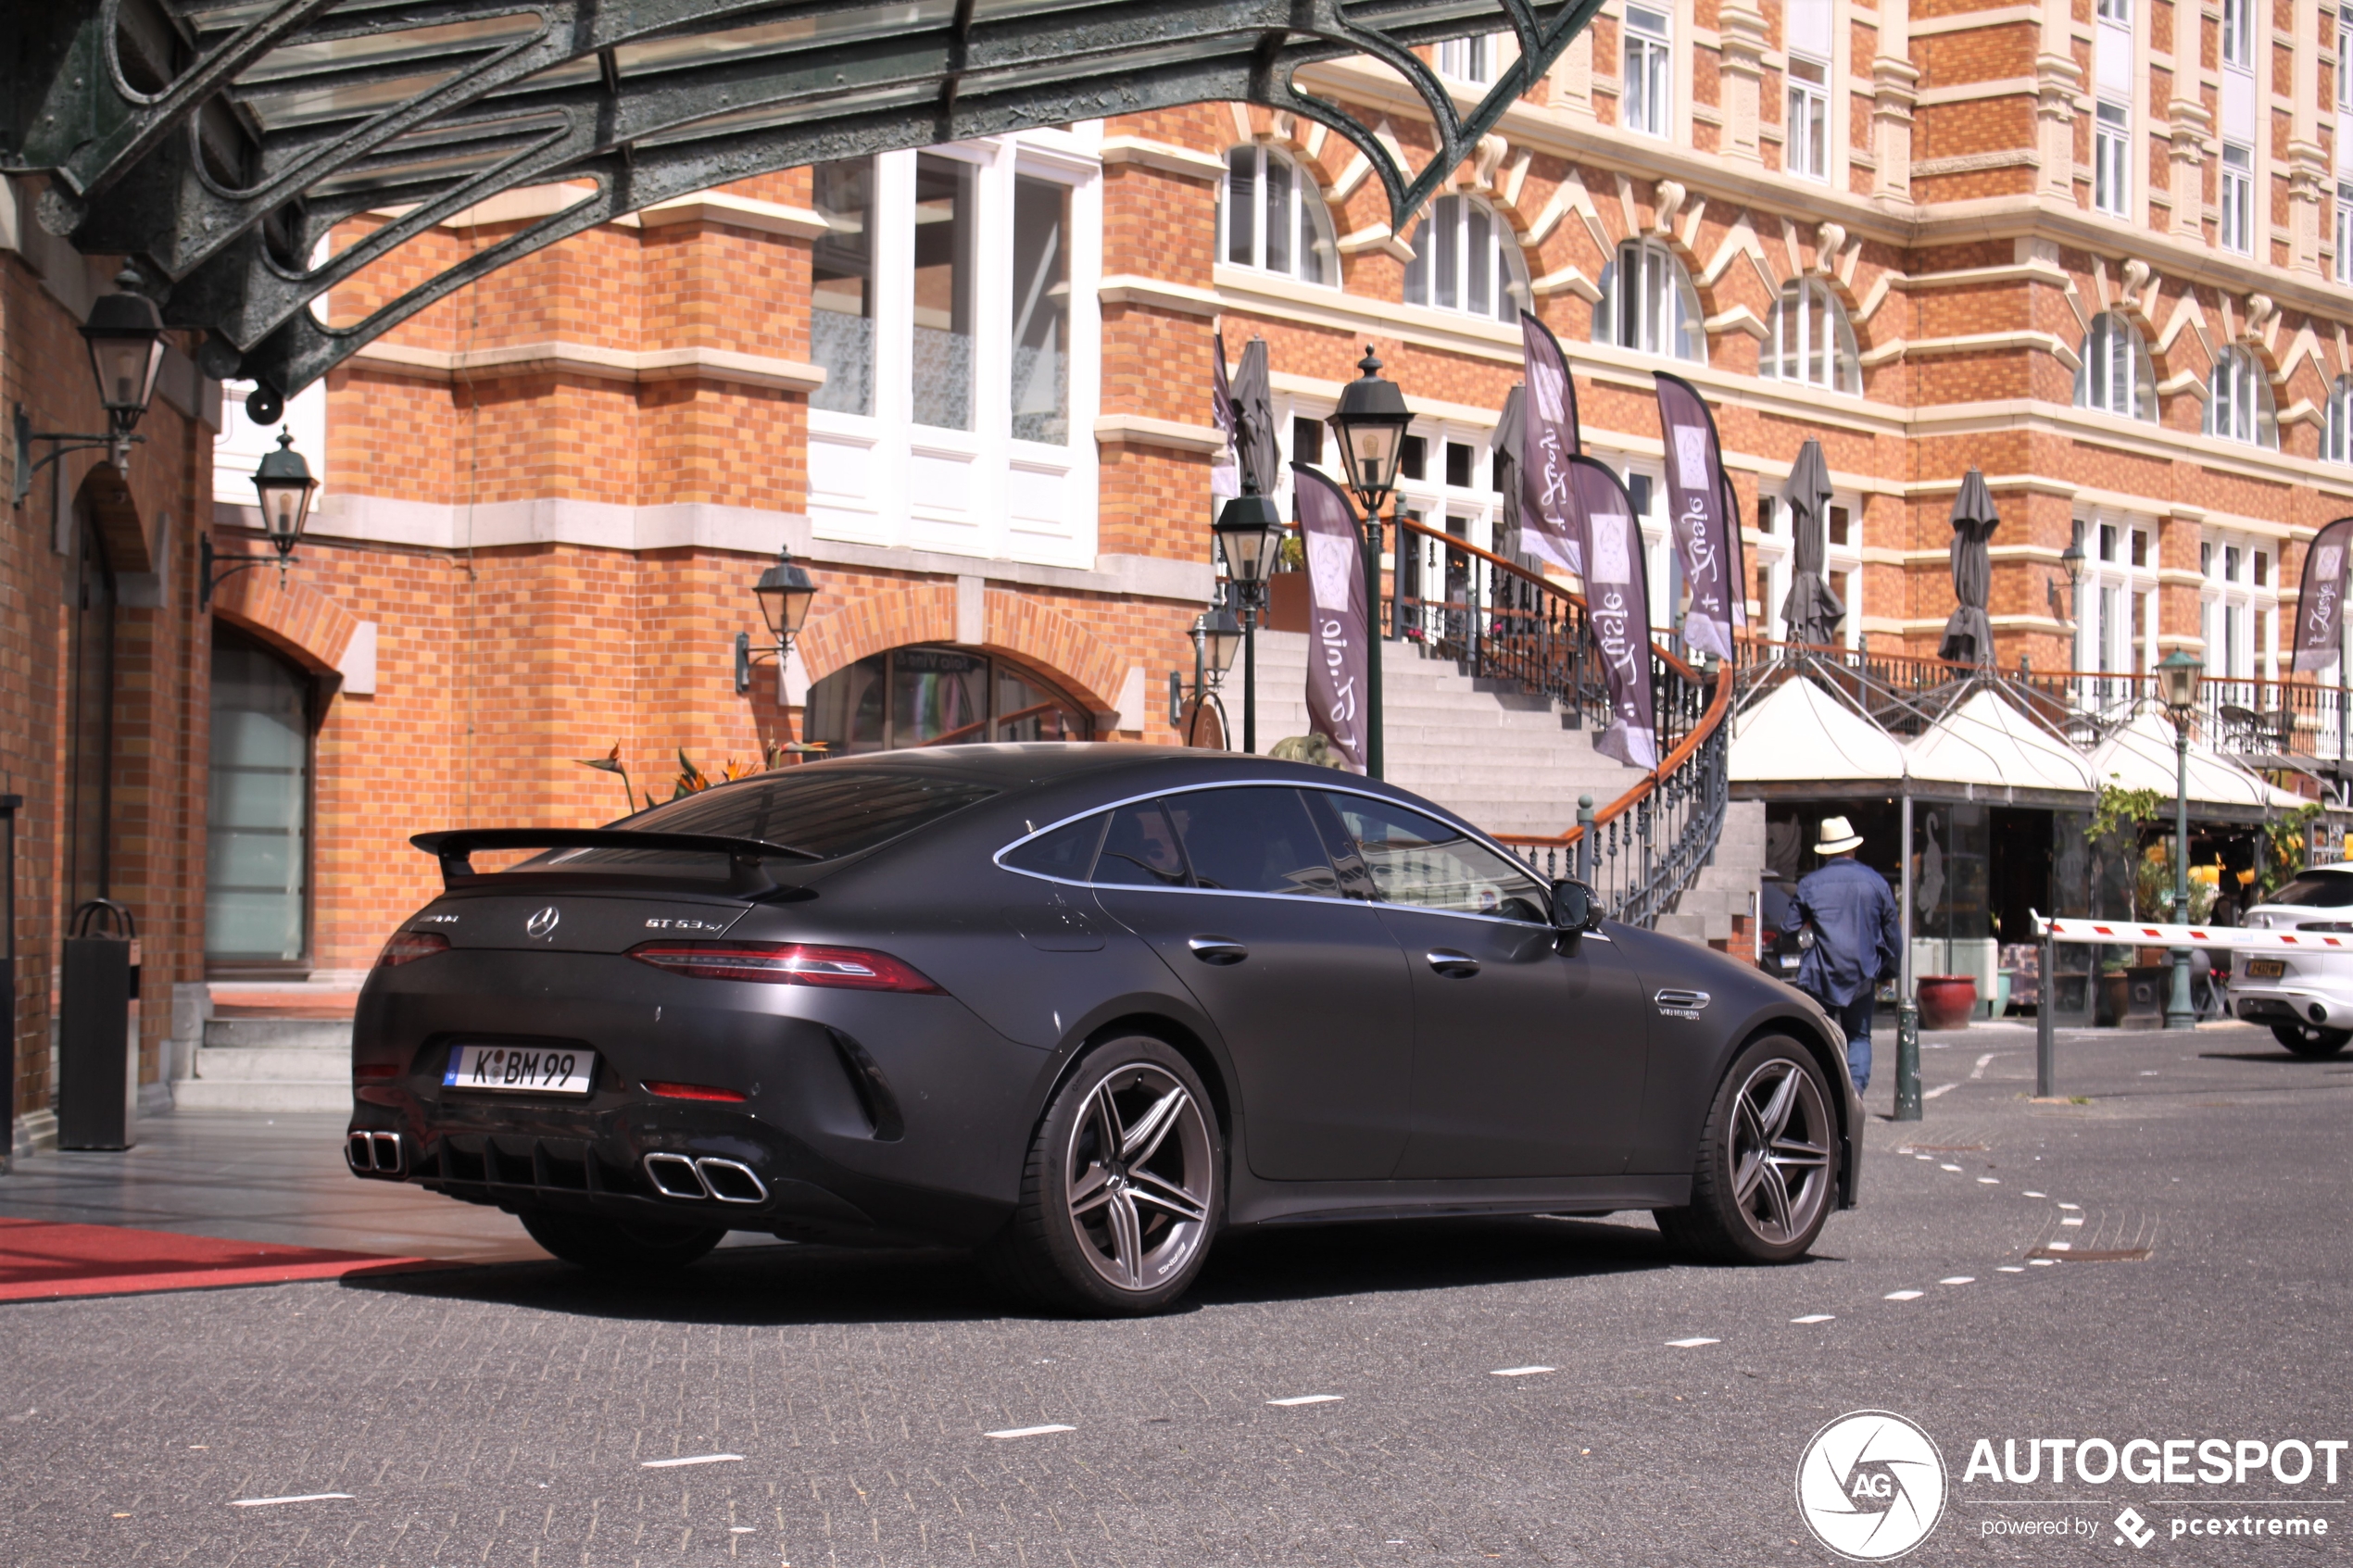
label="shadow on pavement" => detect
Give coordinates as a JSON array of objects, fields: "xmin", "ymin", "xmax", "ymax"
[{"xmin": 339, "ymin": 1213, "xmax": 1691, "ymax": 1325}]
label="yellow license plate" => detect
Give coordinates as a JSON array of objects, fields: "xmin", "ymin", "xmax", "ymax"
[{"xmin": 2246, "ymin": 958, "xmax": 2286, "ymax": 979}]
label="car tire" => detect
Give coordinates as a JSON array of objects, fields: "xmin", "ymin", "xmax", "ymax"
[
  {"xmin": 986, "ymin": 1036, "xmax": 1222, "ymax": 1315},
  {"xmin": 520, "ymin": 1210, "xmax": 725, "ymax": 1276},
  {"xmin": 1654, "ymin": 1035, "xmax": 1839, "ymax": 1265},
  {"xmin": 2270, "ymin": 1022, "xmax": 2352, "ymax": 1058}
]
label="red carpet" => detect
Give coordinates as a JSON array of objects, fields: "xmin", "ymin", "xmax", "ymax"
[{"xmin": 0, "ymin": 1217, "xmax": 438, "ymax": 1302}]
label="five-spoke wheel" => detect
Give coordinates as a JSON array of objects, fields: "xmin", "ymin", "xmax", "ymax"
[
  {"xmin": 1656, "ymin": 1035, "xmax": 1838, "ymax": 1263},
  {"xmin": 988, "ymin": 1036, "xmax": 1221, "ymax": 1313}
]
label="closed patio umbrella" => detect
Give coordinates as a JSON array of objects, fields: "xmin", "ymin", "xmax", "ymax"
[
  {"xmin": 1938, "ymin": 468, "xmax": 1998, "ymax": 666},
  {"xmin": 1778, "ymin": 438, "xmax": 1843, "ymax": 648},
  {"xmin": 1495, "ymin": 383, "xmax": 1524, "ymax": 545},
  {"xmin": 1229, "ymin": 336, "xmax": 1280, "ymax": 498}
]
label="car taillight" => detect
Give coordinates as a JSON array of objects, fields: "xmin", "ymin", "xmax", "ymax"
[
  {"xmin": 376, "ymin": 930, "xmax": 450, "ymax": 968},
  {"xmin": 627, "ymin": 941, "xmax": 942, "ymax": 993},
  {"xmin": 643, "ymin": 1080, "xmax": 749, "ymax": 1102},
  {"xmin": 354, "ymin": 1063, "xmax": 399, "ymax": 1081}
]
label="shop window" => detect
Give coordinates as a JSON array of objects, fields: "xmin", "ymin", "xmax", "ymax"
[
  {"xmin": 207, "ymin": 630, "xmax": 312, "ymax": 967},
  {"xmin": 804, "ymin": 646, "xmax": 1094, "ymax": 752}
]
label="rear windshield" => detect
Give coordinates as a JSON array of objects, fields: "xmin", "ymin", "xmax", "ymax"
[
  {"xmin": 2265, "ymin": 873, "xmax": 2353, "ymax": 908},
  {"xmin": 527, "ymin": 771, "xmax": 997, "ymax": 871}
]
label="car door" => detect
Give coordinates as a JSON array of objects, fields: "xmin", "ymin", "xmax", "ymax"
[
  {"xmin": 1311, "ymin": 790, "xmax": 1652, "ymax": 1179},
  {"xmin": 1087, "ymin": 787, "xmax": 1415, "ymax": 1182}
]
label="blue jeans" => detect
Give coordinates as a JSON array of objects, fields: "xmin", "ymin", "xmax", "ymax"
[{"xmin": 1815, "ymin": 990, "xmax": 1876, "ymax": 1092}]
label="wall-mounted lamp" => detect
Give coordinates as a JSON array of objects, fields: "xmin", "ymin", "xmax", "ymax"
[
  {"xmin": 202, "ymin": 430, "xmax": 318, "ymax": 607},
  {"xmin": 734, "ymin": 545, "xmax": 820, "ymax": 696},
  {"xmin": 12, "ymin": 274, "xmax": 169, "ymax": 505}
]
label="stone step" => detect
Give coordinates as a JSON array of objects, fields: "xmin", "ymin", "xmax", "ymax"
[
  {"xmin": 203, "ymin": 1016, "xmax": 354, "ymax": 1051},
  {"xmin": 170, "ymin": 1077, "xmax": 351, "ymax": 1113},
  {"xmin": 186, "ymin": 1046, "xmax": 347, "ymax": 1081}
]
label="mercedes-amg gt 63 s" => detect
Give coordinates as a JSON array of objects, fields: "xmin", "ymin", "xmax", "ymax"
[{"xmin": 348, "ymin": 746, "xmax": 1858, "ymax": 1313}]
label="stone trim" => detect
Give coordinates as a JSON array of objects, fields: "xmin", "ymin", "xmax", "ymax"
[
  {"xmin": 1095, "ymin": 275, "xmax": 1222, "ymax": 316},
  {"xmin": 1092, "ymin": 414, "xmax": 1227, "ymax": 454},
  {"xmin": 346, "ymin": 339, "xmax": 825, "ymax": 393},
  {"xmin": 1097, "ymin": 137, "xmax": 1228, "ymax": 181}
]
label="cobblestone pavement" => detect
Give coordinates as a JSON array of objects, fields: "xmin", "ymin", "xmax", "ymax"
[{"xmin": 0, "ymin": 1022, "xmax": 2347, "ymax": 1565}]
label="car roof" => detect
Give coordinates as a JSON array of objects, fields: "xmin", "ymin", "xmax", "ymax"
[{"xmin": 774, "ymin": 743, "xmax": 1418, "ymax": 797}]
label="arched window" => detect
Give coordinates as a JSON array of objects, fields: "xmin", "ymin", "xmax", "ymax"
[
  {"xmin": 2074, "ymin": 312, "xmax": 2156, "ymax": 420},
  {"xmin": 804, "ymin": 646, "xmax": 1094, "ymax": 752},
  {"xmin": 2206, "ymin": 346, "xmax": 2278, "ymax": 447},
  {"xmin": 2324, "ymin": 376, "xmax": 2353, "ymax": 463},
  {"xmin": 1762, "ymin": 279, "xmax": 1859, "ymax": 394},
  {"xmin": 1221, "ymin": 145, "xmax": 1338, "ymax": 285},
  {"xmin": 1593, "ymin": 238, "xmax": 1705, "ymax": 361},
  {"xmin": 1403, "ymin": 194, "xmax": 1530, "ymax": 321}
]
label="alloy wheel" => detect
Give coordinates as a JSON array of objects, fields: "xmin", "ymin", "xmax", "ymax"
[
  {"xmin": 1063, "ymin": 1063, "xmax": 1214, "ymax": 1292},
  {"xmin": 1727, "ymin": 1057, "xmax": 1832, "ymax": 1247}
]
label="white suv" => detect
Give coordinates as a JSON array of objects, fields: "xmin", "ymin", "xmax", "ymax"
[{"xmin": 2231, "ymin": 864, "xmax": 2353, "ymax": 1057}]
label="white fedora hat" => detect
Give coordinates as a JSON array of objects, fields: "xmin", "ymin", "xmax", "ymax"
[{"xmin": 1815, "ymin": 815, "xmax": 1865, "ymax": 855}]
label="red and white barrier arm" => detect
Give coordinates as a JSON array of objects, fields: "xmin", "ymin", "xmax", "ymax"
[{"xmin": 2034, "ymin": 915, "xmax": 2353, "ymax": 949}]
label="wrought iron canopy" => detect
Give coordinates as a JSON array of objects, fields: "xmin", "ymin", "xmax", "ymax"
[{"xmin": 6, "ymin": 0, "xmax": 1600, "ymax": 401}]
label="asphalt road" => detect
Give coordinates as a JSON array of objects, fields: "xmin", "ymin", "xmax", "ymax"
[{"xmin": 1, "ymin": 1020, "xmax": 2347, "ymax": 1566}]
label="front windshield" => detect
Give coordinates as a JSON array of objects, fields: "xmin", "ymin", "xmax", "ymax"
[
  {"xmin": 527, "ymin": 770, "xmax": 996, "ymax": 871},
  {"xmin": 2263, "ymin": 873, "xmax": 2353, "ymax": 909}
]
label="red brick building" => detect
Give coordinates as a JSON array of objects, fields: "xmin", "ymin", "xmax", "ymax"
[{"xmin": 7, "ymin": 0, "xmax": 2351, "ymax": 1129}]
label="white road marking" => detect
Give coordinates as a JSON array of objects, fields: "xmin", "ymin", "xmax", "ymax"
[
  {"xmin": 1790, "ymin": 1314, "xmax": 1835, "ymax": 1323},
  {"xmin": 985, "ymin": 1424, "xmax": 1077, "ymax": 1438},
  {"xmin": 1884, "ymin": 1290, "xmax": 1924, "ymax": 1300},
  {"xmin": 1915, "ymin": 1154, "xmax": 1933, "ymax": 1160},
  {"xmin": 1997, "ymin": 1266, "xmax": 2027, "ymax": 1273},
  {"xmin": 1266, "ymin": 1396, "xmax": 1343, "ymax": 1407},
  {"xmin": 730, "ymin": 1527, "xmax": 756, "ymax": 1534},
  {"xmin": 2057, "ymin": 1202, "xmax": 2082, "ymax": 1210},
  {"xmin": 1977, "ymin": 1177, "xmax": 2001, "ymax": 1185},
  {"xmin": 2045, "ymin": 1241, "xmax": 2072, "ymax": 1251},
  {"xmin": 1665, "ymin": 1337, "xmax": 1720, "ymax": 1348},
  {"xmin": 2028, "ymin": 1258, "xmax": 2057, "ymax": 1266},
  {"xmin": 230, "ymin": 1494, "xmax": 355, "ymax": 1508},
  {"xmin": 1939, "ymin": 1276, "xmax": 1976, "ymax": 1286},
  {"xmin": 2060, "ymin": 1217, "xmax": 2084, "ymax": 1226},
  {"xmin": 1921, "ymin": 1084, "xmax": 1958, "ymax": 1099},
  {"xmin": 1970, "ymin": 1053, "xmax": 1997, "ymax": 1079},
  {"xmin": 2023, "ymin": 1190, "xmax": 2047, "ymax": 1198},
  {"xmin": 641, "ymin": 1454, "xmax": 744, "ymax": 1469},
  {"xmin": 1939, "ymin": 1163, "xmax": 1964, "ymax": 1172},
  {"xmin": 1490, "ymin": 1366, "xmax": 1554, "ymax": 1377}
]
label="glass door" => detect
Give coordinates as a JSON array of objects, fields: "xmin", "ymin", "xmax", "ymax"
[{"xmin": 206, "ymin": 631, "xmax": 312, "ymax": 968}]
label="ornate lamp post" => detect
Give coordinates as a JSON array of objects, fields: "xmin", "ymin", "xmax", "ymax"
[
  {"xmin": 13, "ymin": 275, "xmax": 170, "ymax": 504},
  {"xmin": 1325, "ymin": 348, "xmax": 1412, "ymax": 780},
  {"xmin": 202, "ymin": 430, "xmax": 319, "ymax": 606},
  {"xmin": 1212, "ymin": 487, "xmax": 1285, "ymax": 754},
  {"xmin": 2158, "ymin": 646, "xmax": 2204, "ymax": 1030},
  {"xmin": 734, "ymin": 546, "xmax": 822, "ymax": 736},
  {"xmin": 1170, "ymin": 605, "xmax": 1242, "ymax": 746}
]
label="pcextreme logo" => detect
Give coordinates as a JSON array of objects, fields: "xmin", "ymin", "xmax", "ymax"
[{"xmin": 1795, "ymin": 1411, "xmax": 1950, "ymax": 1561}]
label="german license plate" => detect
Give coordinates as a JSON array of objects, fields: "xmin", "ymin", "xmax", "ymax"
[
  {"xmin": 443, "ymin": 1044, "xmax": 597, "ymax": 1096},
  {"xmin": 2246, "ymin": 958, "xmax": 2286, "ymax": 979}
]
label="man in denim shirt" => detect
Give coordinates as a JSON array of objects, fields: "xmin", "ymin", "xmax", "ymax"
[{"xmin": 1780, "ymin": 816, "xmax": 1901, "ymax": 1092}]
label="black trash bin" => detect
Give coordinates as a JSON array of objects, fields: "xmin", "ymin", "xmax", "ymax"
[{"xmin": 58, "ymin": 899, "xmax": 139, "ymax": 1151}]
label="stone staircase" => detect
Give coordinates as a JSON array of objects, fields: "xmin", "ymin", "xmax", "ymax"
[
  {"xmin": 1654, "ymin": 798, "xmax": 1768, "ymax": 953},
  {"xmin": 169, "ymin": 983, "xmax": 355, "ymax": 1114}
]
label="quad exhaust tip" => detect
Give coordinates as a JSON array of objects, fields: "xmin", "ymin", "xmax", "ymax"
[
  {"xmin": 346, "ymin": 1130, "xmax": 405, "ymax": 1176},
  {"xmin": 642, "ymin": 1152, "xmax": 768, "ymax": 1205}
]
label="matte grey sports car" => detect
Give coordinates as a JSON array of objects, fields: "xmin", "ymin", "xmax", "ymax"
[{"xmin": 348, "ymin": 745, "xmax": 1858, "ymax": 1312}]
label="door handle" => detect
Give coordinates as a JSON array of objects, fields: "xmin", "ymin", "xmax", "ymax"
[
  {"xmin": 1426, "ymin": 949, "xmax": 1480, "ymax": 978},
  {"xmin": 1187, "ymin": 936, "xmax": 1248, "ymax": 965}
]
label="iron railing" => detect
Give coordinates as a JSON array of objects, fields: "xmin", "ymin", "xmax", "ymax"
[{"xmin": 1377, "ymin": 516, "xmax": 1732, "ymax": 927}]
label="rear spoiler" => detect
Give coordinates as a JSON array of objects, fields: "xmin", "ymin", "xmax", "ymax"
[{"xmin": 409, "ymin": 828, "xmax": 820, "ymax": 897}]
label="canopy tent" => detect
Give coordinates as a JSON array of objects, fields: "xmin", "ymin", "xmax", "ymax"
[
  {"xmin": 1731, "ymin": 674, "xmax": 1910, "ymax": 784},
  {"xmin": 1903, "ymin": 686, "xmax": 2097, "ymax": 795},
  {"xmin": 2088, "ymin": 707, "xmax": 2309, "ymax": 811}
]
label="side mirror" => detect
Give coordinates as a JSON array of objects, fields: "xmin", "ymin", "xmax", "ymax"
[{"xmin": 1551, "ymin": 878, "xmax": 1602, "ymax": 935}]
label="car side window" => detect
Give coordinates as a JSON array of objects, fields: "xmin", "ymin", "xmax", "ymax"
[
  {"xmin": 1163, "ymin": 787, "xmax": 1341, "ymax": 897},
  {"xmin": 1093, "ymin": 799, "xmax": 1189, "ymax": 887},
  {"xmin": 1001, "ymin": 813, "xmax": 1105, "ymax": 880},
  {"xmin": 1318, "ymin": 793, "xmax": 1549, "ymax": 922}
]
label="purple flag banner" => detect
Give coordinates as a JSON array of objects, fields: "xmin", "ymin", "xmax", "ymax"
[
  {"xmin": 1293, "ymin": 466, "xmax": 1371, "ymax": 771},
  {"xmin": 2294, "ymin": 517, "xmax": 2353, "ymax": 672},
  {"xmin": 1517, "ymin": 311, "xmax": 1584, "ymax": 576},
  {"xmin": 1569, "ymin": 456, "xmax": 1658, "ymax": 770},
  {"xmin": 1653, "ymin": 372, "xmax": 1737, "ymax": 659}
]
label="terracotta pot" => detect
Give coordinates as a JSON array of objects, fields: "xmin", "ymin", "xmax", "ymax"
[
  {"xmin": 1916, "ymin": 974, "xmax": 1978, "ymax": 1031},
  {"xmin": 1265, "ymin": 571, "xmax": 1311, "ymax": 633},
  {"xmin": 2095, "ymin": 971, "xmax": 2131, "ymax": 1027}
]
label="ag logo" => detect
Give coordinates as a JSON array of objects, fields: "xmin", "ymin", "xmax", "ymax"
[
  {"xmin": 1794, "ymin": 1410, "xmax": 1947, "ymax": 1561},
  {"xmin": 524, "ymin": 906, "xmax": 560, "ymax": 941}
]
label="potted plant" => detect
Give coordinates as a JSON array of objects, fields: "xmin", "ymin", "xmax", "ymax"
[{"xmin": 1916, "ymin": 974, "xmax": 1978, "ymax": 1030}]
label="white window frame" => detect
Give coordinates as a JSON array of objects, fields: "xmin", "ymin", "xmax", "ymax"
[
  {"xmin": 2201, "ymin": 527, "xmax": 2281, "ymax": 684},
  {"xmin": 2094, "ymin": 99, "xmax": 2131, "ymax": 217},
  {"xmin": 2324, "ymin": 377, "xmax": 2353, "ymax": 464},
  {"xmin": 2221, "ymin": 0, "xmax": 2253, "ymax": 69},
  {"xmin": 1622, "ymin": 5, "xmax": 1674, "ymax": 138},
  {"xmin": 2074, "ymin": 312, "xmax": 2155, "ymax": 420},
  {"xmin": 1762, "ymin": 279, "xmax": 1861, "ymax": 393},
  {"xmin": 2206, "ymin": 345, "xmax": 2277, "ymax": 447},
  {"xmin": 2220, "ymin": 142, "xmax": 2254, "ymax": 254},
  {"xmin": 2336, "ymin": 183, "xmax": 2353, "ymax": 284},
  {"xmin": 804, "ymin": 135, "xmax": 1102, "ymax": 571},
  {"xmin": 1402, "ymin": 193, "xmax": 1531, "ymax": 321},
  {"xmin": 2074, "ymin": 516, "xmax": 2160, "ymax": 684},
  {"xmin": 1595, "ymin": 237, "xmax": 1706, "ymax": 362},
  {"xmin": 1786, "ymin": 54, "xmax": 1830, "ymax": 182},
  {"xmin": 2096, "ymin": 0, "xmax": 2129, "ymax": 21},
  {"xmin": 1437, "ymin": 33, "xmax": 1496, "ymax": 82},
  {"xmin": 1219, "ymin": 144, "xmax": 1338, "ymax": 286}
]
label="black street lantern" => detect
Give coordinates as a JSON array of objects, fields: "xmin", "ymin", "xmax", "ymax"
[
  {"xmin": 82, "ymin": 285, "xmax": 169, "ymax": 432},
  {"xmin": 1212, "ymin": 491, "xmax": 1286, "ymax": 588},
  {"xmin": 1326, "ymin": 347, "xmax": 1413, "ymax": 513},
  {"xmin": 251, "ymin": 430, "xmax": 318, "ymax": 556},
  {"xmin": 1197, "ymin": 604, "xmax": 1242, "ymax": 681},
  {"xmin": 753, "ymin": 546, "xmax": 820, "ymax": 645}
]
